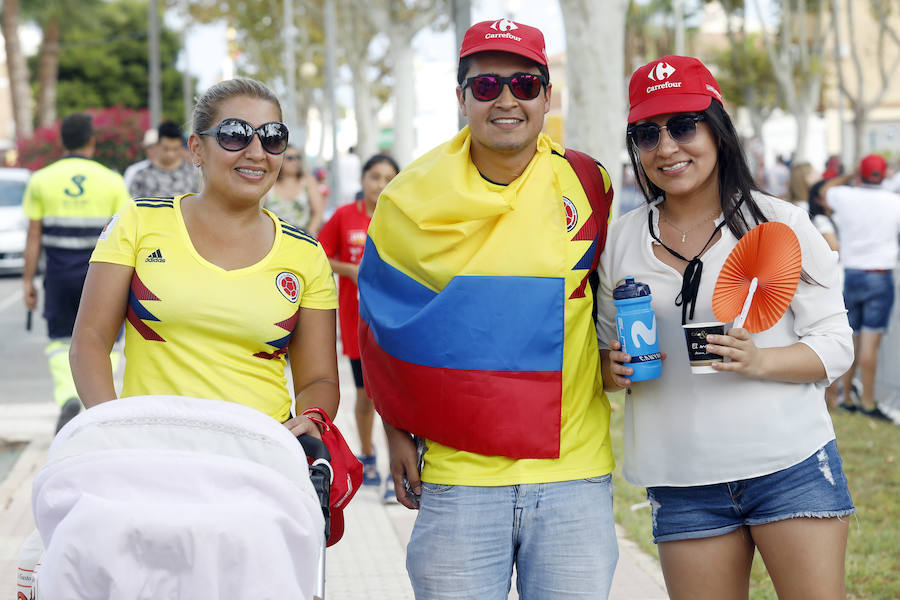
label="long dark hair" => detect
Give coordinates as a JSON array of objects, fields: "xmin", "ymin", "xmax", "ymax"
[
  {"xmin": 626, "ymin": 100, "xmax": 768, "ymax": 241},
  {"xmin": 362, "ymin": 154, "xmax": 400, "ymax": 177},
  {"xmin": 627, "ymin": 100, "xmax": 818, "ymax": 285}
]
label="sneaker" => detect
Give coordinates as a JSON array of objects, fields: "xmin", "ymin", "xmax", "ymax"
[
  {"xmin": 55, "ymin": 397, "xmax": 81, "ymax": 434},
  {"xmin": 838, "ymin": 402, "xmax": 858, "ymax": 414},
  {"xmin": 358, "ymin": 454, "xmax": 381, "ymax": 486},
  {"xmin": 861, "ymin": 406, "xmax": 894, "ymax": 423},
  {"xmin": 383, "ymin": 481, "xmax": 398, "ymax": 504}
]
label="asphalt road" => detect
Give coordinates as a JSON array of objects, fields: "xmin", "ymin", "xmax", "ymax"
[{"xmin": 0, "ymin": 274, "xmax": 53, "ymax": 406}]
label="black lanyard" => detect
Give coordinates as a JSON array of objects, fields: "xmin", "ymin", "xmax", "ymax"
[{"xmin": 647, "ymin": 198, "xmax": 744, "ymax": 324}]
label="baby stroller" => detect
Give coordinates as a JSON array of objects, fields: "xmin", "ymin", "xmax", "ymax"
[{"xmin": 28, "ymin": 395, "xmax": 333, "ymax": 599}]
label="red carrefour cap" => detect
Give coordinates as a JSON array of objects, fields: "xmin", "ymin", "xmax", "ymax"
[
  {"xmin": 859, "ymin": 154, "xmax": 887, "ymax": 181},
  {"xmin": 628, "ymin": 55, "xmax": 723, "ymax": 123},
  {"xmin": 460, "ymin": 19, "xmax": 548, "ymax": 66}
]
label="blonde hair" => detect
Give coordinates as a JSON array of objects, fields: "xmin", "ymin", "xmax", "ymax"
[
  {"xmin": 787, "ymin": 162, "xmax": 813, "ymax": 204},
  {"xmin": 192, "ymin": 77, "xmax": 282, "ymax": 133}
]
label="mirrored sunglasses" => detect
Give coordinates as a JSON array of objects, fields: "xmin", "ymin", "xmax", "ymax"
[
  {"xmin": 463, "ymin": 73, "xmax": 548, "ymax": 101},
  {"xmin": 628, "ymin": 114, "xmax": 705, "ymax": 152},
  {"xmin": 199, "ymin": 118, "xmax": 289, "ymax": 155}
]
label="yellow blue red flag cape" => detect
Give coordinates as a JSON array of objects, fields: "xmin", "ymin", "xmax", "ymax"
[{"xmin": 358, "ymin": 128, "xmax": 571, "ymax": 459}]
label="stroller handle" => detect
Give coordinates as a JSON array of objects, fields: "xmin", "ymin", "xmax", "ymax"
[
  {"xmin": 298, "ymin": 434, "xmax": 331, "ymax": 463},
  {"xmin": 297, "ymin": 434, "xmax": 333, "ymax": 547}
]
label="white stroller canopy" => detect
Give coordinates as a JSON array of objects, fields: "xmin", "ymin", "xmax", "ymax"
[{"xmin": 32, "ymin": 395, "xmax": 324, "ymax": 600}]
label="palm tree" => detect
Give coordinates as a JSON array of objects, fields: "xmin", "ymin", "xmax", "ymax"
[{"xmin": 1, "ymin": 0, "xmax": 33, "ymax": 139}]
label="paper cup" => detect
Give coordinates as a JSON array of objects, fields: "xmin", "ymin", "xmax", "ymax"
[{"xmin": 682, "ymin": 322, "xmax": 726, "ymax": 374}]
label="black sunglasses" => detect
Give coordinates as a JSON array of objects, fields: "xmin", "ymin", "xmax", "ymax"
[
  {"xmin": 628, "ymin": 114, "xmax": 705, "ymax": 152},
  {"xmin": 199, "ymin": 118, "xmax": 289, "ymax": 155},
  {"xmin": 463, "ymin": 72, "xmax": 548, "ymax": 101}
]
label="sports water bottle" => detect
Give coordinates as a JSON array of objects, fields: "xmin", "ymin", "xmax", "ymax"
[{"xmin": 613, "ymin": 277, "xmax": 662, "ymax": 382}]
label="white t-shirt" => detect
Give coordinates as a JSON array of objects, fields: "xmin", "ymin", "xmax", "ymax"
[
  {"xmin": 826, "ymin": 184, "xmax": 900, "ymax": 270},
  {"xmin": 597, "ymin": 192, "xmax": 853, "ymax": 487},
  {"xmin": 812, "ymin": 214, "xmax": 835, "ymax": 237}
]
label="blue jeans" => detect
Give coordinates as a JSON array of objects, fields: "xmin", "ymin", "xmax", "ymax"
[{"xmin": 406, "ymin": 475, "xmax": 618, "ymax": 600}]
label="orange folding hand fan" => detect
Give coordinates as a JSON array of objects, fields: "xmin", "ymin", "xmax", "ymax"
[{"xmin": 712, "ymin": 221, "xmax": 802, "ymax": 333}]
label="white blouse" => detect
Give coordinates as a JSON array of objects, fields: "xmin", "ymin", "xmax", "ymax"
[{"xmin": 597, "ymin": 192, "xmax": 853, "ymax": 487}]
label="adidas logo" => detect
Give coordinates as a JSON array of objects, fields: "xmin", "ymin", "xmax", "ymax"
[{"xmin": 145, "ymin": 249, "xmax": 166, "ymax": 263}]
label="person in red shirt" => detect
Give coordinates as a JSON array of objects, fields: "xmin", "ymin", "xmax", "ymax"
[{"xmin": 319, "ymin": 154, "xmax": 400, "ymax": 493}]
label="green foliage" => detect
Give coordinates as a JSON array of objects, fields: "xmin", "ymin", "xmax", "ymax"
[
  {"xmin": 609, "ymin": 395, "xmax": 900, "ymax": 599},
  {"xmin": 26, "ymin": 0, "xmax": 190, "ymax": 123},
  {"xmin": 186, "ymin": 0, "xmax": 326, "ymax": 90},
  {"xmin": 16, "ymin": 106, "xmax": 150, "ymax": 173},
  {"xmin": 625, "ymin": 0, "xmax": 704, "ymax": 71},
  {"xmin": 713, "ymin": 34, "xmax": 779, "ymax": 111}
]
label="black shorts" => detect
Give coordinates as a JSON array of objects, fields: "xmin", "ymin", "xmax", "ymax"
[{"xmin": 349, "ymin": 358, "xmax": 364, "ymax": 389}]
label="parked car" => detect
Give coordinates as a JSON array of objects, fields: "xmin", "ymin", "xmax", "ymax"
[{"xmin": 0, "ymin": 168, "xmax": 31, "ymax": 274}]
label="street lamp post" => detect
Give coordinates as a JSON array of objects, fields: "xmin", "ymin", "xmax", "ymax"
[
  {"xmin": 148, "ymin": 0, "xmax": 162, "ymax": 128},
  {"xmin": 324, "ymin": 0, "xmax": 340, "ymax": 209}
]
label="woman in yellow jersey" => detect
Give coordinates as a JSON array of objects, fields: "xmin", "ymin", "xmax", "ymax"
[{"xmin": 70, "ymin": 78, "xmax": 339, "ymax": 439}]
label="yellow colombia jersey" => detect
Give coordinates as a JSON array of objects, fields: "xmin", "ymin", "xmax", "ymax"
[
  {"xmin": 91, "ymin": 194, "xmax": 337, "ymax": 421},
  {"xmin": 422, "ymin": 150, "xmax": 616, "ymax": 486}
]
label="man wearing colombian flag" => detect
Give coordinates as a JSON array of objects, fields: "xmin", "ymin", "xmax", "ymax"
[{"xmin": 358, "ymin": 19, "xmax": 618, "ymax": 598}]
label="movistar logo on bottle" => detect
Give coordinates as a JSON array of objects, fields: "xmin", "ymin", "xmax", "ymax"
[
  {"xmin": 629, "ymin": 316, "xmax": 661, "ymax": 362},
  {"xmin": 631, "ymin": 315, "xmax": 657, "ymax": 347}
]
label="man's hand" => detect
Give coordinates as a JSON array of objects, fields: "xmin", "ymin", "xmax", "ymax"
[
  {"xmin": 384, "ymin": 422, "xmax": 421, "ymax": 510},
  {"xmin": 24, "ymin": 278, "xmax": 37, "ymax": 311}
]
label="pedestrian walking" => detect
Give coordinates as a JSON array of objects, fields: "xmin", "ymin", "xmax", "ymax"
[
  {"xmin": 822, "ymin": 153, "xmax": 900, "ymax": 421},
  {"xmin": 127, "ymin": 120, "xmax": 200, "ymax": 199},
  {"xmin": 318, "ymin": 154, "xmax": 399, "ymax": 500},
  {"xmin": 358, "ymin": 19, "xmax": 618, "ymax": 599},
  {"xmin": 69, "ymin": 77, "xmax": 339, "ymax": 440},
  {"xmin": 22, "ymin": 113, "xmax": 130, "ymax": 432},
  {"xmin": 264, "ymin": 144, "xmax": 326, "ymax": 234},
  {"xmin": 600, "ymin": 55, "xmax": 856, "ymax": 600},
  {"xmin": 122, "ymin": 128, "xmax": 159, "ymax": 189}
]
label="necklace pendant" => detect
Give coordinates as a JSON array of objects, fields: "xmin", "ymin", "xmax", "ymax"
[{"xmin": 681, "ymin": 232, "xmax": 686, "ymax": 243}]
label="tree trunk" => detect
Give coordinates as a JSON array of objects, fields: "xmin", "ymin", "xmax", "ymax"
[
  {"xmin": 351, "ymin": 69, "xmax": 378, "ymax": 161},
  {"xmin": 853, "ymin": 109, "xmax": 865, "ymax": 166},
  {"xmin": 559, "ymin": 0, "xmax": 628, "ymax": 217},
  {"xmin": 1, "ymin": 0, "xmax": 33, "ymax": 140},
  {"xmin": 391, "ymin": 39, "xmax": 416, "ymax": 167},
  {"xmin": 338, "ymin": 1, "xmax": 380, "ymax": 162},
  {"xmin": 36, "ymin": 16, "xmax": 61, "ymax": 128},
  {"xmin": 794, "ymin": 104, "xmax": 811, "ymax": 163}
]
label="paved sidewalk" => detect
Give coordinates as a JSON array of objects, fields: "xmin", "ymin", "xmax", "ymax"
[{"xmin": 0, "ymin": 362, "xmax": 668, "ymax": 600}]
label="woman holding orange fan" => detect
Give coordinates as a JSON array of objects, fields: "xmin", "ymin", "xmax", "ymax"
[{"xmin": 598, "ymin": 56, "xmax": 855, "ymax": 599}]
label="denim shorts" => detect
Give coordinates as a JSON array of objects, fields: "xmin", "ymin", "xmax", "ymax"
[
  {"xmin": 647, "ymin": 440, "xmax": 855, "ymax": 544},
  {"xmin": 843, "ymin": 269, "xmax": 895, "ymax": 333},
  {"xmin": 406, "ymin": 476, "xmax": 618, "ymax": 599}
]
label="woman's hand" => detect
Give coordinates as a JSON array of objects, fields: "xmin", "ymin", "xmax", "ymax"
[
  {"xmin": 600, "ymin": 339, "xmax": 635, "ymax": 389},
  {"xmin": 706, "ymin": 328, "xmax": 767, "ymax": 378},
  {"xmin": 282, "ymin": 414, "xmax": 323, "ymax": 439},
  {"xmin": 600, "ymin": 339, "xmax": 668, "ymax": 390}
]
